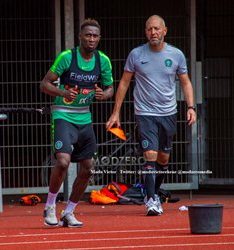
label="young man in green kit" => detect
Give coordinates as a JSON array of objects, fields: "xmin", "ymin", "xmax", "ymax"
[{"xmin": 40, "ymin": 18, "xmax": 113, "ymax": 227}]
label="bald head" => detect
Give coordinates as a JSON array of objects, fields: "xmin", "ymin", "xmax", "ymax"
[{"xmin": 145, "ymin": 15, "xmax": 166, "ymax": 29}]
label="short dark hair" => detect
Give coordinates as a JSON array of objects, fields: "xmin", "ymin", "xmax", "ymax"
[{"xmin": 80, "ymin": 18, "xmax": 101, "ymax": 32}]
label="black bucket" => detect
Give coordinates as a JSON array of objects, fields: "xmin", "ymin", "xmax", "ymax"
[{"xmin": 188, "ymin": 204, "xmax": 223, "ymax": 234}]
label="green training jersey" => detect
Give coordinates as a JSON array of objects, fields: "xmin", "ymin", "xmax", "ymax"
[{"xmin": 50, "ymin": 47, "xmax": 113, "ymax": 124}]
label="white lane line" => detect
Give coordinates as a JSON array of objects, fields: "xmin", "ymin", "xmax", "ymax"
[
  {"xmin": 1, "ymin": 226, "xmax": 234, "ymax": 238},
  {"xmin": 53, "ymin": 242, "xmax": 234, "ymax": 250},
  {"xmin": 1, "ymin": 234, "xmax": 234, "ymax": 246},
  {"xmin": 0, "ymin": 228, "xmax": 190, "ymax": 238}
]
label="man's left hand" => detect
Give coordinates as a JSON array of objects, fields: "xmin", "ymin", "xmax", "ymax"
[
  {"xmin": 187, "ymin": 109, "xmax": 196, "ymax": 126},
  {"xmin": 95, "ymin": 84, "xmax": 106, "ymax": 100}
]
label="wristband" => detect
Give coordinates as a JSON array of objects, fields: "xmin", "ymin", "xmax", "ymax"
[{"xmin": 187, "ymin": 106, "xmax": 196, "ymax": 111}]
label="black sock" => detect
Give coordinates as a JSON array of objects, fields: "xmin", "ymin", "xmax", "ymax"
[
  {"xmin": 155, "ymin": 163, "xmax": 168, "ymax": 194},
  {"xmin": 143, "ymin": 161, "xmax": 156, "ymax": 200}
]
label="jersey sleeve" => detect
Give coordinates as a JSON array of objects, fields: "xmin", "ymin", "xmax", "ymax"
[
  {"xmin": 98, "ymin": 51, "xmax": 113, "ymax": 86},
  {"xmin": 50, "ymin": 49, "xmax": 72, "ymax": 76},
  {"xmin": 124, "ymin": 49, "xmax": 136, "ymax": 73},
  {"xmin": 176, "ymin": 50, "xmax": 188, "ymax": 75}
]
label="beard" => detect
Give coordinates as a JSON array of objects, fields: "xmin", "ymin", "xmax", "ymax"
[{"xmin": 150, "ymin": 35, "xmax": 164, "ymax": 46}]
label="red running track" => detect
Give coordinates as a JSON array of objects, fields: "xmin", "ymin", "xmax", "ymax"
[{"xmin": 0, "ymin": 194, "xmax": 234, "ymax": 250}]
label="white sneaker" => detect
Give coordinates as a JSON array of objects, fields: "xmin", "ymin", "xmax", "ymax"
[
  {"xmin": 145, "ymin": 197, "xmax": 162, "ymax": 216},
  {"xmin": 154, "ymin": 194, "xmax": 163, "ymax": 214},
  {"xmin": 59, "ymin": 211, "xmax": 83, "ymax": 228},
  {"xmin": 43, "ymin": 206, "xmax": 58, "ymax": 226}
]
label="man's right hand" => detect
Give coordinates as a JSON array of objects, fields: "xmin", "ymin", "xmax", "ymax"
[
  {"xmin": 106, "ymin": 113, "xmax": 121, "ymax": 130},
  {"xmin": 63, "ymin": 85, "xmax": 79, "ymax": 101}
]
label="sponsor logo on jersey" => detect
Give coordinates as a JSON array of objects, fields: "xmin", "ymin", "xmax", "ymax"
[
  {"xmin": 63, "ymin": 98, "xmax": 73, "ymax": 104},
  {"xmin": 81, "ymin": 88, "xmax": 95, "ymax": 95},
  {"xmin": 79, "ymin": 94, "xmax": 95, "ymax": 104},
  {"xmin": 70, "ymin": 72, "xmax": 99, "ymax": 82}
]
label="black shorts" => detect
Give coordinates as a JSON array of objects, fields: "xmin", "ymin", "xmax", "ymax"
[
  {"xmin": 135, "ymin": 114, "xmax": 177, "ymax": 153},
  {"xmin": 52, "ymin": 119, "xmax": 97, "ymax": 162}
]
